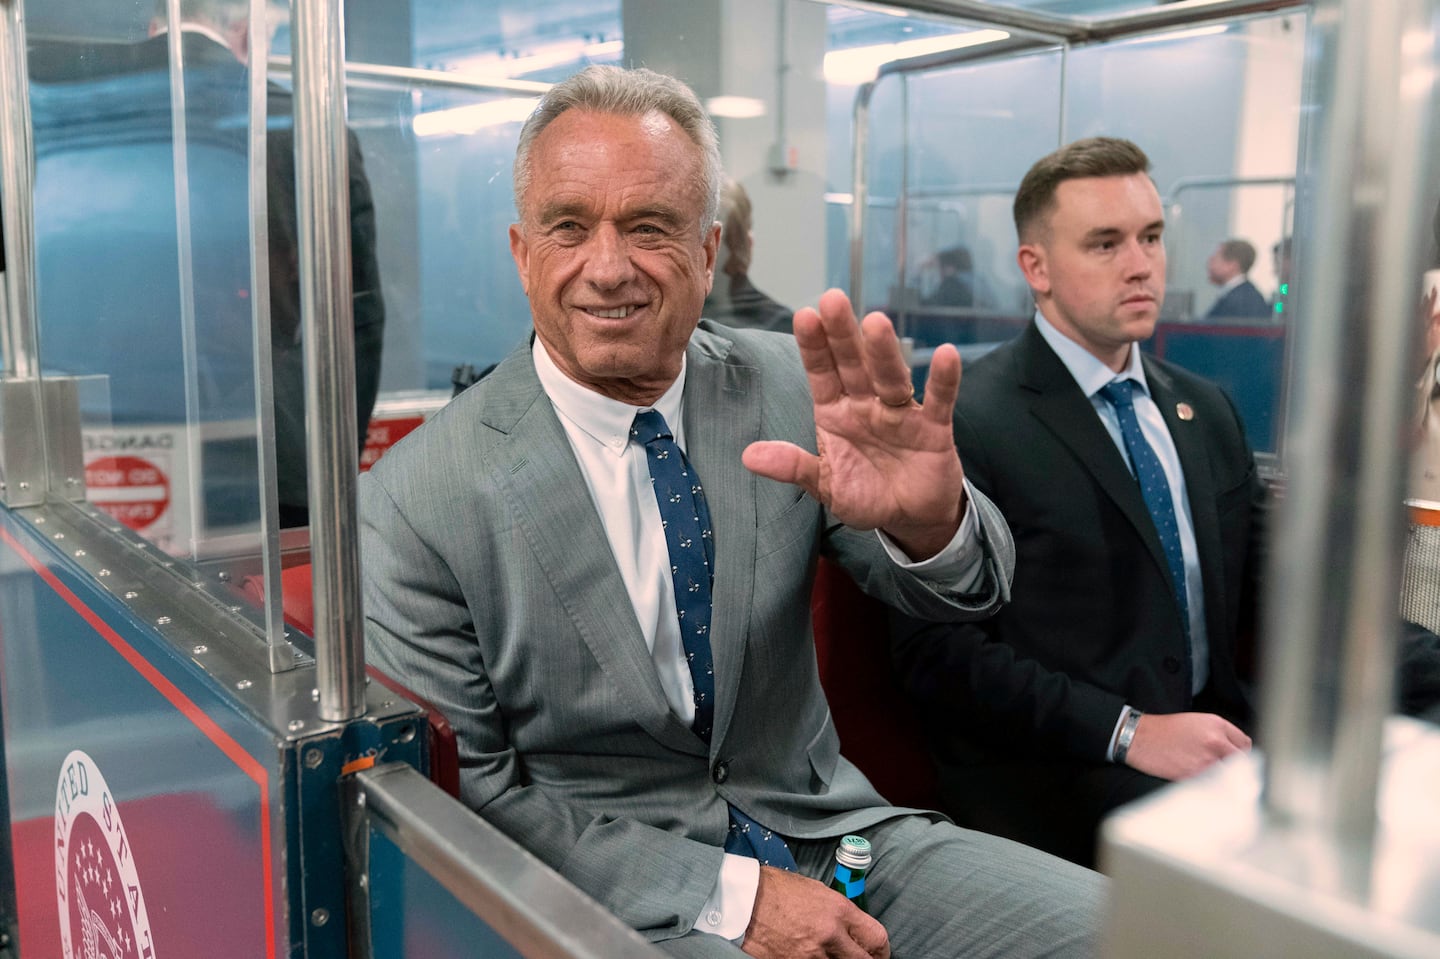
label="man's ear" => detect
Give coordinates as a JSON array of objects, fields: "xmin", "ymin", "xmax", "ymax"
[
  {"xmin": 1017, "ymin": 242, "xmax": 1050, "ymax": 297},
  {"xmin": 509, "ymin": 223, "xmax": 531, "ymax": 296},
  {"xmin": 702, "ymin": 222, "xmax": 721, "ymax": 293}
]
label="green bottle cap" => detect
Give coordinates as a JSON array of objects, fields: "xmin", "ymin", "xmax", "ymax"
[{"xmin": 835, "ymin": 834, "xmax": 872, "ymax": 869}]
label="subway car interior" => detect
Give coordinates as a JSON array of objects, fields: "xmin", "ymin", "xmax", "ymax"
[{"xmin": 0, "ymin": 0, "xmax": 1437, "ymax": 955}]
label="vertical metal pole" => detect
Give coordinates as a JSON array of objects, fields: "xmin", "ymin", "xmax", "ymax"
[
  {"xmin": 0, "ymin": 0, "xmax": 48, "ymax": 507},
  {"xmin": 247, "ymin": 0, "xmax": 297, "ymax": 672},
  {"xmin": 1258, "ymin": 0, "xmax": 1437, "ymax": 891},
  {"xmin": 849, "ymin": 80, "xmax": 875, "ymax": 310},
  {"xmin": 293, "ymin": 0, "xmax": 365, "ymax": 721},
  {"xmin": 895, "ymin": 75, "xmax": 911, "ymax": 334}
]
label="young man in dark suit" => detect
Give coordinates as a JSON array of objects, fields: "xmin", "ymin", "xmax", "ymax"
[{"xmin": 891, "ymin": 136, "xmax": 1265, "ymax": 869}]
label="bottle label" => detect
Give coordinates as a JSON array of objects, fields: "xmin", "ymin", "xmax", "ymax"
[{"xmin": 831, "ymin": 864, "xmax": 867, "ymax": 899}]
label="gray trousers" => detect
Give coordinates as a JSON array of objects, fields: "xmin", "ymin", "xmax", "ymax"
[{"xmin": 655, "ymin": 814, "xmax": 1105, "ymax": 958}]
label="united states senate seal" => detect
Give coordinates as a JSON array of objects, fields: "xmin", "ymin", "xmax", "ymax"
[{"xmin": 55, "ymin": 750, "xmax": 155, "ymax": 959}]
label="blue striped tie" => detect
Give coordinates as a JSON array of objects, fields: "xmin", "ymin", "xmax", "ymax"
[{"xmin": 631, "ymin": 410, "xmax": 796, "ymax": 871}]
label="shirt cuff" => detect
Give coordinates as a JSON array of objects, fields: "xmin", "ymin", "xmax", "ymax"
[
  {"xmin": 693, "ymin": 854, "xmax": 760, "ymax": 942},
  {"xmin": 1106, "ymin": 705, "xmax": 1135, "ymax": 763},
  {"xmin": 877, "ymin": 478, "xmax": 984, "ymax": 592}
]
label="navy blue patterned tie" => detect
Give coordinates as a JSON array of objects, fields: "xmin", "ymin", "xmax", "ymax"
[
  {"xmin": 1098, "ymin": 381, "xmax": 1191, "ymax": 648},
  {"xmin": 631, "ymin": 410, "xmax": 796, "ymax": 871}
]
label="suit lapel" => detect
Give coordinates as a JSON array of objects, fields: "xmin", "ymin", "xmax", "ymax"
[
  {"xmin": 1015, "ymin": 324, "xmax": 1173, "ymax": 585},
  {"xmin": 482, "ymin": 342, "xmax": 706, "ymax": 757},
  {"xmin": 1146, "ymin": 359, "xmax": 1226, "ymax": 641},
  {"xmin": 681, "ymin": 329, "xmax": 758, "ymax": 752}
]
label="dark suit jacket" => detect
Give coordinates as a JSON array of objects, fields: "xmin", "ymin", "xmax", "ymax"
[
  {"xmin": 703, "ymin": 275, "xmax": 793, "ymax": 334},
  {"xmin": 1205, "ymin": 278, "xmax": 1271, "ymax": 319},
  {"xmin": 891, "ymin": 322, "xmax": 1263, "ymax": 800}
]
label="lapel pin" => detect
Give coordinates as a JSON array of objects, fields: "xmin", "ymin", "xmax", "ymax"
[{"xmin": 1176, "ymin": 402, "xmax": 1194, "ymax": 421}]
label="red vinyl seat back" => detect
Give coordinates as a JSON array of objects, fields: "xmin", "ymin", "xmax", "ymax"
[{"xmin": 811, "ymin": 556, "xmax": 941, "ymax": 810}]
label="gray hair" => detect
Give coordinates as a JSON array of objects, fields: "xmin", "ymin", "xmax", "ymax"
[{"xmin": 513, "ymin": 65, "xmax": 722, "ymax": 235}]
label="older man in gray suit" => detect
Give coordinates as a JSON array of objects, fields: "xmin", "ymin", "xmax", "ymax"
[{"xmin": 361, "ymin": 65, "xmax": 1102, "ymax": 958}]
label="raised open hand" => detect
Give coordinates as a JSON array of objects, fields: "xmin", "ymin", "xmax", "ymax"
[{"xmin": 742, "ymin": 289, "xmax": 966, "ymax": 560}]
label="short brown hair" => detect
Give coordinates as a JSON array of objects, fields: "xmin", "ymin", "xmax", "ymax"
[
  {"xmin": 1218, "ymin": 238, "xmax": 1257, "ymax": 273},
  {"xmin": 1013, "ymin": 137, "xmax": 1151, "ymax": 242}
]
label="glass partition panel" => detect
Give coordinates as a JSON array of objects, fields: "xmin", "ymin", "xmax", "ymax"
[
  {"xmin": 1064, "ymin": 10, "xmax": 1308, "ymax": 458},
  {"xmin": 31, "ymin": 3, "xmax": 267, "ymax": 560},
  {"xmin": 890, "ymin": 49, "xmax": 1064, "ymax": 360}
]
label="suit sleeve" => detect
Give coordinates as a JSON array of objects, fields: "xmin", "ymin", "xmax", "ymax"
[
  {"xmin": 360, "ymin": 473, "xmax": 727, "ymax": 942},
  {"xmin": 824, "ymin": 483, "xmax": 1014, "ymax": 622},
  {"xmin": 888, "ymin": 410, "xmax": 1127, "ymax": 762}
]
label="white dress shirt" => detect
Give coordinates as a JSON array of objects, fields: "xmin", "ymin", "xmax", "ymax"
[
  {"xmin": 532, "ymin": 336, "xmax": 986, "ymax": 940},
  {"xmin": 1033, "ymin": 315, "xmax": 1209, "ymax": 759}
]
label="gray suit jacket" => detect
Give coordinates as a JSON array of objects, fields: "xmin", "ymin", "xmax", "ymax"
[{"xmin": 360, "ymin": 322, "xmax": 1014, "ymax": 940}]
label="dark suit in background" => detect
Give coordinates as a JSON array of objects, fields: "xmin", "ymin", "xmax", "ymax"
[
  {"xmin": 891, "ymin": 320, "xmax": 1265, "ymax": 866},
  {"xmin": 1205, "ymin": 278, "xmax": 1270, "ymax": 320}
]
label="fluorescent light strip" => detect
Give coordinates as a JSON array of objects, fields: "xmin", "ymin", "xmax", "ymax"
[
  {"xmin": 824, "ymin": 29, "xmax": 1010, "ymax": 85},
  {"xmin": 413, "ymin": 97, "xmax": 542, "ymax": 138}
]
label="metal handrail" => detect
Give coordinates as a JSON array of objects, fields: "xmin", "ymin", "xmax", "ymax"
[
  {"xmin": 351, "ymin": 764, "xmax": 665, "ymax": 959},
  {"xmin": 269, "ymin": 56, "xmax": 552, "ymax": 97}
]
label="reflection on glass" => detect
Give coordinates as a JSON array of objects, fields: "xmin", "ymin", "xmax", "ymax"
[{"xmin": 30, "ymin": 5, "xmax": 260, "ymax": 559}]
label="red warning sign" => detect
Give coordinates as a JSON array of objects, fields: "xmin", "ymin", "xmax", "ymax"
[
  {"xmin": 86, "ymin": 454, "xmax": 171, "ymax": 531},
  {"xmin": 361, "ymin": 415, "xmax": 426, "ymax": 471}
]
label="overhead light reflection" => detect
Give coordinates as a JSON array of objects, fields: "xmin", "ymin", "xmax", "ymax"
[
  {"xmin": 413, "ymin": 97, "xmax": 542, "ymax": 138},
  {"xmin": 823, "ymin": 29, "xmax": 1010, "ymax": 85},
  {"xmin": 707, "ymin": 96, "xmax": 767, "ymax": 119}
]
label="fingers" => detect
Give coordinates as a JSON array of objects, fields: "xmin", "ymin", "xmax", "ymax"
[
  {"xmin": 743, "ymin": 441, "xmax": 820, "ymax": 498},
  {"xmin": 920, "ymin": 344, "xmax": 962, "ymax": 425},
  {"xmin": 1222, "ymin": 719, "xmax": 1253, "ymax": 752},
  {"xmin": 797, "ymin": 290, "xmax": 919, "ymax": 408},
  {"xmin": 845, "ymin": 909, "xmax": 891, "ymax": 959}
]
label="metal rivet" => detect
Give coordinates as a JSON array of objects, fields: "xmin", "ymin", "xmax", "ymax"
[
  {"xmin": 379, "ymin": 700, "xmax": 394, "ymax": 709},
  {"xmin": 229, "ymin": 605, "xmax": 242, "ymax": 613},
  {"xmin": 156, "ymin": 616, "xmax": 171, "ymax": 626},
  {"xmin": 65, "ymin": 477, "xmax": 79, "ymax": 486},
  {"xmin": 191, "ymin": 643, "xmax": 206, "ymax": 654},
  {"xmin": 311, "ymin": 688, "xmax": 320, "ymax": 702},
  {"xmin": 288, "ymin": 719, "xmax": 305, "ymax": 732},
  {"xmin": 356, "ymin": 792, "xmax": 366, "ymax": 808},
  {"xmin": 52, "ymin": 532, "xmax": 64, "ymax": 540},
  {"xmin": 98, "ymin": 569, "xmax": 111, "ymax": 577},
  {"xmin": 217, "ymin": 571, "xmax": 231, "ymax": 582},
  {"xmin": 17, "ymin": 482, "xmax": 29, "ymax": 491},
  {"xmin": 236, "ymin": 679, "xmax": 253, "ymax": 690},
  {"xmin": 74, "ymin": 549, "xmax": 86, "ymax": 558},
  {"xmin": 358, "ymin": 873, "xmax": 368, "ymax": 888},
  {"xmin": 304, "ymin": 749, "xmax": 323, "ymax": 769},
  {"xmin": 310, "ymin": 908, "xmax": 329, "ymax": 927},
  {"xmin": 124, "ymin": 591, "xmax": 139, "ymax": 600}
]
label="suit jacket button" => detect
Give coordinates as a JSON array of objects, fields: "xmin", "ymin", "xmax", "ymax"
[
  {"xmin": 1163, "ymin": 656, "xmax": 1182, "ymax": 674},
  {"xmin": 712, "ymin": 760, "xmax": 730, "ymax": 784}
]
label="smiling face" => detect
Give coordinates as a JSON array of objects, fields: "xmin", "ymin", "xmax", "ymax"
[
  {"xmin": 509, "ymin": 108, "xmax": 719, "ymax": 405},
  {"xmin": 1017, "ymin": 172, "xmax": 1166, "ymax": 372}
]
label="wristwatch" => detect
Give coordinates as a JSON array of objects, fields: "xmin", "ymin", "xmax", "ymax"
[{"xmin": 1114, "ymin": 708, "xmax": 1143, "ymax": 765}]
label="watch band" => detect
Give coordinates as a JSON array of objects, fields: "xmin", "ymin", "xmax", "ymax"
[{"xmin": 1114, "ymin": 708, "xmax": 1143, "ymax": 765}]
